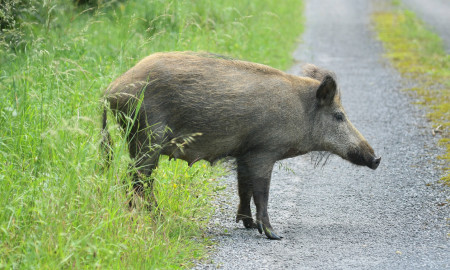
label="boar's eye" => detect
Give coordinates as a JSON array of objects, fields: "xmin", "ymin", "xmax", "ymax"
[{"xmin": 333, "ymin": 112, "xmax": 345, "ymax": 122}]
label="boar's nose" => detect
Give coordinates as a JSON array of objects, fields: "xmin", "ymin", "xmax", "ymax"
[{"xmin": 370, "ymin": 157, "xmax": 381, "ymax": 170}]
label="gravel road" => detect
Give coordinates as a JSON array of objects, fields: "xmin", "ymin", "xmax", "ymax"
[
  {"xmin": 401, "ymin": 0, "xmax": 450, "ymax": 53},
  {"xmin": 195, "ymin": 0, "xmax": 449, "ymax": 269}
]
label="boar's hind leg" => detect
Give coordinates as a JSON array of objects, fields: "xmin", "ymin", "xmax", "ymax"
[
  {"xmin": 128, "ymin": 128, "xmax": 161, "ymax": 208},
  {"xmin": 236, "ymin": 161, "xmax": 257, "ymax": 229},
  {"xmin": 237, "ymin": 153, "xmax": 282, "ymax": 240},
  {"xmin": 130, "ymin": 151, "xmax": 160, "ymax": 207}
]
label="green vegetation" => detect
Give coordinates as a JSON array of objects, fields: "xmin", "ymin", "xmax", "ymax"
[
  {"xmin": 373, "ymin": 4, "xmax": 449, "ymax": 184},
  {"xmin": 0, "ymin": 0, "xmax": 304, "ymax": 268}
]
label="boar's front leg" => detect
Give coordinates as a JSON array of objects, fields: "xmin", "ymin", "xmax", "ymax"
[
  {"xmin": 237, "ymin": 153, "xmax": 282, "ymax": 240},
  {"xmin": 236, "ymin": 160, "xmax": 257, "ymax": 229}
]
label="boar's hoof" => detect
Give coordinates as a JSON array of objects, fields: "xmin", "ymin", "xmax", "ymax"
[
  {"xmin": 236, "ymin": 215, "xmax": 257, "ymax": 229},
  {"xmin": 243, "ymin": 219, "xmax": 258, "ymax": 229},
  {"xmin": 257, "ymin": 222, "xmax": 283, "ymax": 240}
]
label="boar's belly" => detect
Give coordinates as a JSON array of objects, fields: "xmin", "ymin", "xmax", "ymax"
[{"xmin": 163, "ymin": 135, "xmax": 243, "ymax": 165}]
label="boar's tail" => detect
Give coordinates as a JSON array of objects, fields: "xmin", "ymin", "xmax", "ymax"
[{"xmin": 101, "ymin": 107, "xmax": 113, "ymax": 167}]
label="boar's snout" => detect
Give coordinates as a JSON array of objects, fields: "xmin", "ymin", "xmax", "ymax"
[
  {"xmin": 347, "ymin": 141, "xmax": 381, "ymax": 170},
  {"xmin": 371, "ymin": 156, "xmax": 381, "ymax": 170}
]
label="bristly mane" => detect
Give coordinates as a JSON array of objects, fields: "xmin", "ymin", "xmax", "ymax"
[
  {"xmin": 182, "ymin": 51, "xmax": 286, "ymax": 77},
  {"xmin": 185, "ymin": 51, "xmax": 237, "ymax": 61}
]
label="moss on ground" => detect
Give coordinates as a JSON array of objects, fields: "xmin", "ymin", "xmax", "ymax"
[{"xmin": 373, "ymin": 7, "xmax": 449, "ymax": 184}]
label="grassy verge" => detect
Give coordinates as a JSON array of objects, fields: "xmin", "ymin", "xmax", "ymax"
[
  {"xmin": 0, "ymin": 0, "xmax": 304, "ymax": 268},
  {"xmin": 372, "ymin": 2, "xmax": 449, "ymax": 184}
]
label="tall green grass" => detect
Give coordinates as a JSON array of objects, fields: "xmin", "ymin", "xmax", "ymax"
[{"xmin": 0, "ymin": 0, "xmax": 304, "ymax": 268}]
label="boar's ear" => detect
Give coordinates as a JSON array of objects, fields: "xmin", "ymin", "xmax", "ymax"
[{"xmin": 316, "ymin": 75, "xmax": 337, "ymax": 106}]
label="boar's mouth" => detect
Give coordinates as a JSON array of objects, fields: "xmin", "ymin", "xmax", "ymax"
[{"xmin": 346, "ymin": 142, "xmax": 381, "ymax": 170}]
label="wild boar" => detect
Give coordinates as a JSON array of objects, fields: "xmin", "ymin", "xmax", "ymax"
[{"xmin": 102, "ymin": 51, "xmax": 381, "ymax": 240}]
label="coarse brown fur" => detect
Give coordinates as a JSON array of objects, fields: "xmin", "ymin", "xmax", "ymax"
[{"xmin": 102, "ymin": 51, "xmax": 380, "ymax": 239}]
